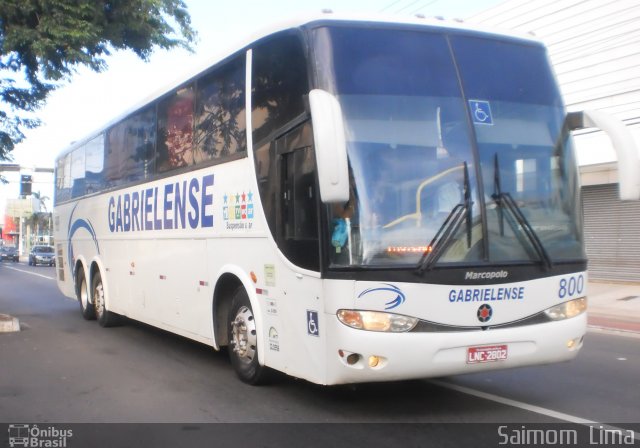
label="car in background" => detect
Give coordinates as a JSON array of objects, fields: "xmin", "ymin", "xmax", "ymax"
[
  {"xmin": 0, "ymin": 246, "xmax": 19, "ymax": 262},
  {"xmin": 29, "ymin": 245, "xmax": 56, "ymax": 266}
]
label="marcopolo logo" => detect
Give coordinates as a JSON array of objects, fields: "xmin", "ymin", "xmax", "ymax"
[
  {"xmin": 8, "ymin": 424, "xmax": 73, "ymax": 447},
  {"xmin": 465, "ymin": 270, "xmax": 509, "ymax": 281}
]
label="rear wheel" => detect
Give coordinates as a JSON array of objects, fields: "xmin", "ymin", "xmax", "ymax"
[
  {"xmin": 228, "ymin": 287, "xmax": 271, "ymax": 385},
  {"xmin": 93, "ymin": 271, "xmax": 119, "ymax": 327},
  {"xmin": 77, "ymin": 268, "xmax": 96, "ymax": 320}
]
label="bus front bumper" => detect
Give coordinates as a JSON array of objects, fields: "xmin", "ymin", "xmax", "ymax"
[{"xmin": 324, "ymin": 313, "xmax": 587, "ymax": 385}]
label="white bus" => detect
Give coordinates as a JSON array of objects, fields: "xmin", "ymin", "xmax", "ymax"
[{"xmin": 53, "ymin": 14, "xmax": 640, "ymax": 385}]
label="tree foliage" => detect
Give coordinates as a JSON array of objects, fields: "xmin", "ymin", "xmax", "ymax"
[{"xmin": 0, "ymin": 0, "xmax": 196, "ymax": 160}]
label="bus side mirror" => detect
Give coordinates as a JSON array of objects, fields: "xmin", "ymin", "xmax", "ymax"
[
  {"xmin": 309, "ymin": 89, "xmax": 350, "ymax": 203},
  {"xmin": 567, "ymin": 110, "xmax": 640, "ymax": 201}
]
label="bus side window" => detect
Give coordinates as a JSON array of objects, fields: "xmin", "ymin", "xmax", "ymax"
[
  {"xmin": 251, "ymin": 32, "xmax": 319, "ymax": 271},
  {"xmin": 195, "ymin": 56, "xmax": 247, "ymax": 161},
  {"xmin": 84, "ymin": 134, "xmax": 105, "ymax": 194},
  {"xmin": 70, "ymin": 146, "xmax": 86, "ymax": 199},
  {"xmin": 251, "ymin": 32, "xmax": 308, "ymax": 147},
  {"xmin": 277, "ymin": 123, "xmax": 320, "ymax": 271},
  {"xmin": 55, "ymin": 154, "xmax": 71, "ymax": 204},
  {"xmin": 157, "ymin": 85, "xmax": 195, "ymax": 173},
  {"xmin": 104, "ymin": 107, "xmax": 156, "ymax": 185}
]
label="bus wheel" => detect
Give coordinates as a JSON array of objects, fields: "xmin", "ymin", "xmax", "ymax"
[
  {"xmin": 228, "ymin": 287, "xmax": 271, "ymax": 385},
  {"xmin": 77, "ymin": 268, "xmax": 95, "ymax": 320},
  {"xmin": 93, "ymin": 271, "xmax": 119, "ymax": 328}
]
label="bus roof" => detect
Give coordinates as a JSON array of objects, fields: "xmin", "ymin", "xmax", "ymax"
[{"xmin": 56, "ymin": 12, "xmax": 541, "ymax": 160}]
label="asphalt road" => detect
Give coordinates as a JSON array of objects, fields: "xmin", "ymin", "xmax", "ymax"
[{"xmin": 1, "ymin": 261, "xmax": 638, "ymax": 447}]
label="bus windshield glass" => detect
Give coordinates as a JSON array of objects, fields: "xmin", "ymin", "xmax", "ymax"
[{"xmin": 312, "ymin": 25, "xmax": 584, "ymax": 269}]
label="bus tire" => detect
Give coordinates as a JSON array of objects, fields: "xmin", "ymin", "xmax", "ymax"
[
  {"xmin": 77, "ymin": 268, "xmax": 96, "ymax": 320},
  {"xmin": 228, "ymin": 287, "xmax": 271, "ymax": 385},
  {"xmin": 93, "ymin": 271, "xmax": 120, "ymax": 328}
]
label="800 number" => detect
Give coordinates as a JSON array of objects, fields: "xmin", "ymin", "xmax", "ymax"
[{"xmin": 558, "ymin": 274, "xmax": 585, "ymax": 299}]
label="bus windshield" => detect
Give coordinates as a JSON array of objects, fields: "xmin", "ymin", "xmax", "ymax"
[{"xmin": 312, "ymin": 26, "xmax": 584, "ymax": 269}]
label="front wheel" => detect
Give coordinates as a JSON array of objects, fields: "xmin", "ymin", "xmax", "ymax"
[
  {"xmin": 93, "ymin": 271, "xmax": 120, "ymax": 327},
  {"xmin": 228, "ymin": 288, "xmax": 272, "ymax": 385}
]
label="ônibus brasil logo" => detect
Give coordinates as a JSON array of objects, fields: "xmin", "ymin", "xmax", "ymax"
[
  {"xmin": 8, "ymin": 424, "xmax": 73, "ymax": 447},
  {"xmin": 357, "ymin": 283, "xmax": 406, "ymax": 310}
]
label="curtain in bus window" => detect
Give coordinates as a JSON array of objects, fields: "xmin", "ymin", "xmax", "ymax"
[
  {"xmin": 157, "ymin": 85, "xmax": 195, "ymax": 172},
  {"xmin": 105, "ymin": 107, "xmax": 156, "ymax": 187},
  {"xmin": 195, "ymin": 57, "xmax": 246, "ymax": 161}
]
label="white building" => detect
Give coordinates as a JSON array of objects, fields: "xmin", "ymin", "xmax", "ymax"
[{"xmin": 469, "ymin": 0, "xmax": 640, "ymax": 281}]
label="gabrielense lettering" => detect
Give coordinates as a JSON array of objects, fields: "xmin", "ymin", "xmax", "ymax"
[
  {"xmin": 448, "ymin": 286, "xmax": 525, "ymax": 302},
  {"xmin": 108, "ymin": 174, "xmax": 214, "ymax": 232}
]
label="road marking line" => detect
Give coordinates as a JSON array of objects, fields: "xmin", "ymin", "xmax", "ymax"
[
  {"xmin": 430, "ymin": 379, "xmax": 639, "ymax": 440},
  {"xmin": 2, "ymin": 265, "xmax": 56, "ymax": 281}
]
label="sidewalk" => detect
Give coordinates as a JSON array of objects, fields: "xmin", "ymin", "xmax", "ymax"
[{"xmin": 587, "ymin": 280, "xmax": 640, "ymax": 334}]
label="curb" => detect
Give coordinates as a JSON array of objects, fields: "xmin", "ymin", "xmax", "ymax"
[
  {"xmin": 587, "ymin": 325, "xmax": 640, "ymax": 339},
  {"xmin": 0, "ymin": 313, "xmax": 20, "ymax": 333},
  {"xmin": 588, "ymin": 315, "xmax": 640, "ymax": 334}
]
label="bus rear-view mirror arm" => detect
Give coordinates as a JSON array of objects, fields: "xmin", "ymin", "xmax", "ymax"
[
  {"xmin": 309, "ymin": 89, "xmax": 350, "ymax": 203},
  {"xmin": 567, "ymin": 110, "xmax": 640, "ymax": 201}
]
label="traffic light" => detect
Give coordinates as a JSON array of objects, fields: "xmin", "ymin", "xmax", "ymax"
[{"xmin": 20, "ymin": 175, "xmax": 32, "ymax": 196}]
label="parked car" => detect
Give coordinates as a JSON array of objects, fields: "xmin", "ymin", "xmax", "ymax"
[
  {"xmin": 29, "ymin": 245, "xmax": 56, "ymax": 266},
  {"xmin": 0, "ymin": 246, "xmax": 19, "ymax": 262}
]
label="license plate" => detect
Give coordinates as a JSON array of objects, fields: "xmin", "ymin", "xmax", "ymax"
[{"xmin": 466, "ymin": 344, "xmax": 508, "ymax": 364}]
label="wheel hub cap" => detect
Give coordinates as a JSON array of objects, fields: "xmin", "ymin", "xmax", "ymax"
[{"xmin": 231, "ymin": 306, "xmax": 256, "ymax": 362}]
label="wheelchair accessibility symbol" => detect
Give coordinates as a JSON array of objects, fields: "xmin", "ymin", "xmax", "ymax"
[
  {"xmin": 469, "ymin": 100, "xmax": 493, "ymax": 125},
  {"xmin": 307, "ymin": 310, "xmax": 319, "ymax": 337}
]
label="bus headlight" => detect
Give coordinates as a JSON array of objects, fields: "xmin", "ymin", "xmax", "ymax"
[
  {"xmin": 337, "ymin": 310, "xmax": 418, "ymax": 332},
  {"xmin": 544, "ymin": 297, "xmax": 587, "ymax": 321}
]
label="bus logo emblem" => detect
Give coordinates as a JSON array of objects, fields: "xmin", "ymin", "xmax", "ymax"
[
  {"xmin": 357, "ymin": 283, "xmax": 406, "ymax": 310},
  {"xmin": 477, "ymin": 304, "xmax": 493, "ymax": 323}
]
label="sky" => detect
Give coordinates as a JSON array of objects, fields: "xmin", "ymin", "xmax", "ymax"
[{"xmin": 1, "ymin": 0, "xmax": 505, "ymax": 214}]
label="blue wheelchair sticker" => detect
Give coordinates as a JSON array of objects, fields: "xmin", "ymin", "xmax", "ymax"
[
  {"xmin": 307, "ymin": 310, "xmax": 319, "ymax": 337},
  {"xmin": 469, "ymin": 100, "xmax": 493, "ymax": 125}
]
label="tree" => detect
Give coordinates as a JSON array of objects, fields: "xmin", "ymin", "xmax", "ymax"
[
  {"xmin": 32, "ymin": 190, "xmax": 50, "ymax": 211},
  {"xmin": 0, "ymin": 0, "xmax": 196, "ymax": 161}
]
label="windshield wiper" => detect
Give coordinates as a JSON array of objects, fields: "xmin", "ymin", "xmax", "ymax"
[
  {"xmin": 492, "ymin": 154, "xmax": 553, "ymax": 270},
  {"xmin": 416, "ymin": 162, "xmax": 472, "ymax": 275}
]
